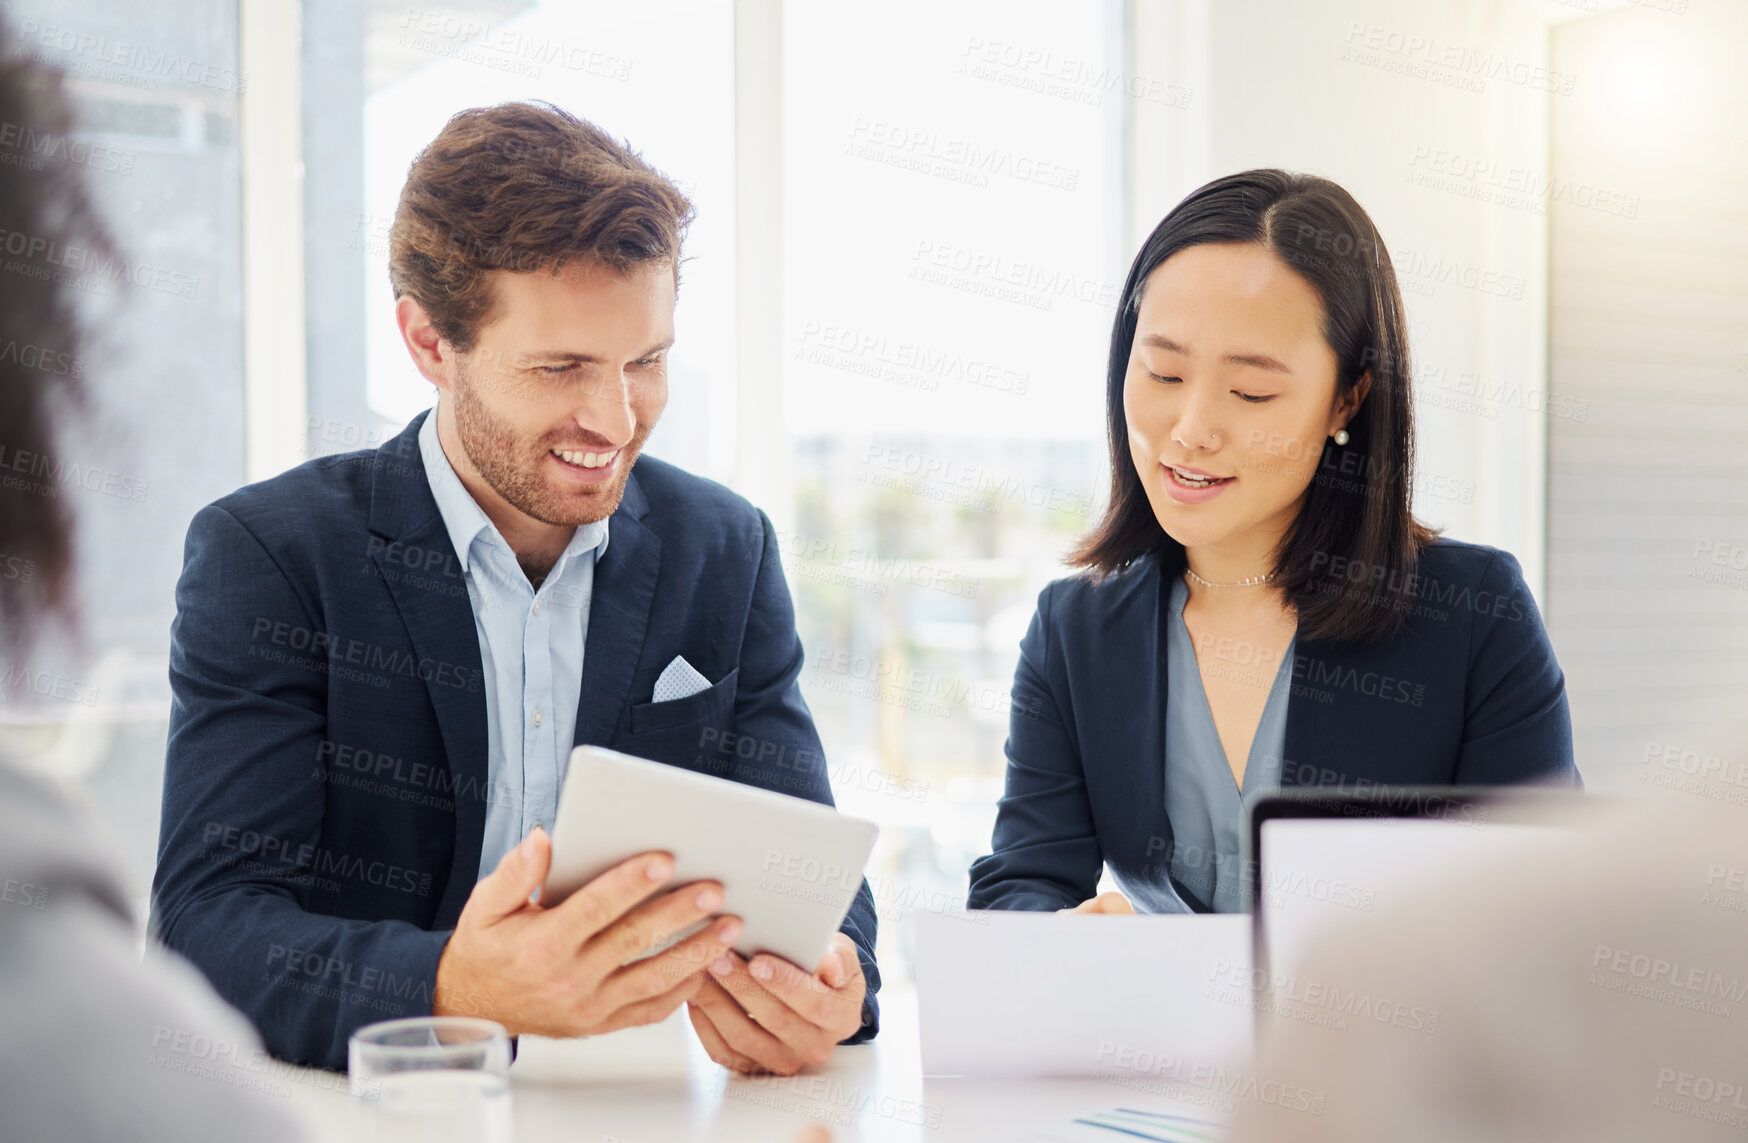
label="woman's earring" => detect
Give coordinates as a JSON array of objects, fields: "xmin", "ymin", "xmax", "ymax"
[{"xmin": 1333, "ymin": 428, "xmax": 1350, "ymax": 446}]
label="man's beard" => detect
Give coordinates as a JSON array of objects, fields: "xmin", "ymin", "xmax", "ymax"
[{"xmin": 449, "ymin": 366, "xmax": 649, "ymax": 526}]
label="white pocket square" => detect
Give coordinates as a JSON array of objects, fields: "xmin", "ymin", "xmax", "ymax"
[{"xmin": 651, "ymin": 655, "xmax": 712, "ymax": 703}]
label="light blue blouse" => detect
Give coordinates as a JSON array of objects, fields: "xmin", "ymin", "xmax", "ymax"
[{"xmin": 1160, "ymin": 574, "xmax": 1294, "ymax": 913}]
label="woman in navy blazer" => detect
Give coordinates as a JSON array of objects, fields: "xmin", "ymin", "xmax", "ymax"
[{"xmin": 967, "ymin": 170, "xmax": 1578, "ymax": 916}]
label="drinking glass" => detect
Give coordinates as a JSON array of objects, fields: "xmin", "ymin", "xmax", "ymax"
[{"xmin": 349, "ymin": 1016, "xmax": 513, "ymax": 1143}]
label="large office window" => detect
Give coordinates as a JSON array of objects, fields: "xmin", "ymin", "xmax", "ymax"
[
  {"xmin": 294, "ymin": 0, "xmax": 1125, "ymax": 988},
  {"xmin": 779, "ymin": 1, "xmax": 1124, "ymax": 983}
]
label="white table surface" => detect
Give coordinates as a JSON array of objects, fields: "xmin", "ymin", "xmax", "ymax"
[{"xmin": 283, "ymin": 991, "xmax": 1236, "ymax": 1142}]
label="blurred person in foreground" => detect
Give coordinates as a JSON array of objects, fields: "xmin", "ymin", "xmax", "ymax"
[
  {"xmin": 1232, "ymin": 785, "xmax": 1748, "ymax": 1142},
  {"xmin": 0, "ymin": 26, "xmax": 302, "ymax": 1143},
  {"xmin": 793, "ymin": 790, "xmax": 1747, "ymax": 1143}
]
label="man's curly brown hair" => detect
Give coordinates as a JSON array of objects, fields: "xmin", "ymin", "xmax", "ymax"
[{"xmin": 387, "ymin": 100, "xmax": 695, "ymax": 353}]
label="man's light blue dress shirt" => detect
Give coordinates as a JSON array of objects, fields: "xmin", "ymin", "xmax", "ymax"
[{"xmin": 417, "ymin": 408, "xmax": 609, "ymax": 880}]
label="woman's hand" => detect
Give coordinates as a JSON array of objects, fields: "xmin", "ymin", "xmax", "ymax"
[{"xmin": 1061, "ymin": 891, "xmax": 1135, "ymax": 914}]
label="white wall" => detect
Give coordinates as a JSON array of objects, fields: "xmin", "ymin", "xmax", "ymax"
[{"xmin": 1546, "ymin": 0, "xmax": 1748, "ymax": 789}]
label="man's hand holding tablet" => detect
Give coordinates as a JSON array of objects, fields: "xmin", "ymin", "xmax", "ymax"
[
  {"xmin": 539, "ymin": 746, "xmax": 880, "ymax": 1074},
  {"xmin": 431, "ymin": 826, "xmax": 744, "ymax": 1037},
  {"xmin": 689, "ymin": 930, "xmax": 867, "ymax": 1075}
]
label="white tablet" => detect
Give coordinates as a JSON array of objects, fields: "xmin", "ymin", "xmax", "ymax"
[{"xmin": 542, "ymin": 745, "xmax": 879, "ymax": 971}]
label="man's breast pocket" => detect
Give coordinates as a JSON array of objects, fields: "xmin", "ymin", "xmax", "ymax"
[{"xmin": 626, "ymin": 666, "xmax": 740, "ymax": 736}]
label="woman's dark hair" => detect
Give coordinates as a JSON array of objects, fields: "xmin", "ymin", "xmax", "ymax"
[
  {"xmin": 0, "ymin": 27, "xmax": 117, "ymax": 649},
  {"xmin": 1070, "ymin": 168, "xmax": 1436, "ymax": 643}
]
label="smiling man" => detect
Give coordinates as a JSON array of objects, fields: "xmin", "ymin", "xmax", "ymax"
[{"xmin": 150, "ymin": 101, "xmax": 878, "ymax": 1075}]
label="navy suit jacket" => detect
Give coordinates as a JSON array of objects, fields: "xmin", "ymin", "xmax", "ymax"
[
  {"xmin": 151, "ymin": 411, "xmax": 879, "ymax": 1070},
  {"xmin": 967, "ymin": 539, "xmax": 1578, "ymax": 914}
]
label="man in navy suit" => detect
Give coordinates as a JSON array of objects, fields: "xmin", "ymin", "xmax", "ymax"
[{"xmin": 150, "ymin": 101, "xmax": 878, "ymax": 1075}]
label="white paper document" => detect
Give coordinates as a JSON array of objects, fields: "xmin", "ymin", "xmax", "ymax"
[{"xmin": 916, "ymin": 910, "xmax": 1254, "ymax": 1079}]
